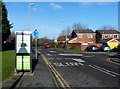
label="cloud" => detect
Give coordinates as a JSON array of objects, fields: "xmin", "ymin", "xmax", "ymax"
[{"xmin": 49, "ymin": 3, "xmax": 63, "ymax": 10}]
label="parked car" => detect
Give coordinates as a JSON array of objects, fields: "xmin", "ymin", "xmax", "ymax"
[
  {"xmin": 99, "ymin": 45, "xmax": 111, "ymax": 52},
  {"xmin": 44, "ymin": 43, "xmax": 51, "ymax": 48},
  {"xmin": 85, "ymin": 45, "xmax": 99, "ymax": 51}
]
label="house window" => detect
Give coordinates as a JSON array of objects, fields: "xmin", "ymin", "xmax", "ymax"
[
  {"xmin": 104, "ymin": 35, "xmax": 108, "ymax": 38},
  {"xmin": 87, "ymin": 34, "xmax": 93, "ymax": 38},
  {"xmin": 114, "ymin": 34, "xmax": 118, "ymax": 38},
  {"xmin": 78, "ymin": 34, "xmax": 83, "ymax": 38}
]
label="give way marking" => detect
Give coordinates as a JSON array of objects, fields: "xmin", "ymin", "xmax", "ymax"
[{"xmin": 54, "ymin": 58, "xmax": 85, "ymax": 67}]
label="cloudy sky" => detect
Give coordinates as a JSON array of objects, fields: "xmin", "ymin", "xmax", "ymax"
[{"xmin": 4, "ymin": 2, "xmax": 118, "ymax": 39}]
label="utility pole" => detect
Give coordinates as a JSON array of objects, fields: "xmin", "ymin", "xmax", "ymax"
[
  {"xmin": 28, "ymin": 3, "xmax": 35, "ymax": 31},
  {"xmin": 60, "ymin": 20, "xmax": 68, "ymax": 51}
]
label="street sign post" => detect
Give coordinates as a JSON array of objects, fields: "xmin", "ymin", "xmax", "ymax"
[
  {"xmin": 15, "ymin": 31, "xmax": 32, "ymax": 73},
  {"xmin": 33, "ymin": 29, "xmax": 39, "ymax": 59}
]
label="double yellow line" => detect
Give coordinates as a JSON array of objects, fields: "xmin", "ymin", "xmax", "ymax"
[
  {"xmin": 106, "ymin": 58, "xmax": 120, "ymax": 65},
  {"xmin": 40, "ymin": 52, "xmax": 71, "ymax": 89}
]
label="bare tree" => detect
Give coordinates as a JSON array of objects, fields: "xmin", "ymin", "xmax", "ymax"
[
  {"xmin": 59, "ymin": 26, "xmax": 72, "ymax": 36},
  {"xmin": 72, "ymin": 22, "xmax": 89, "ymax": 30},
  {"xmin": 99, "ymin": 25, "xmax": 116, "ymax": 30}
]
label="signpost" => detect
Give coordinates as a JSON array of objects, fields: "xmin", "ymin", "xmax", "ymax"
[
  {"xmin": 33, "ymin": 29, "xmax": 39, "ymax": 59},
  {"xmin": 15, "ymin": 31, "xmax": 32, "ymax": 73}
]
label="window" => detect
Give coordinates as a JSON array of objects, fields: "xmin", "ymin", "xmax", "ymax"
[
  {"xmin": 88, "ymin": 34, "xmax": 93, "ymax": 38},
  {"xmin": 78, "ymin": 34, "xmax": 83, "ymax": 38},
  {"xmin": 104, "ymin": 35, "xmax": 108, "ymax": 38},
  {"xmin": 114, "ymin": 34, "xmax": 118, "ymax": 38}
]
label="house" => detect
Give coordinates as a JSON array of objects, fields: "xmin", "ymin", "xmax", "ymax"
[
  {"xmin": 68, "ymin": 29, "xmax": 96, "ymax": 45},
  {"xmin": 54, "ymin": 35, "xmax": 71, "ymax": 43},
  {"xmin": 95, "ymin": 30, "xmax": 120, "ymax": 43}
]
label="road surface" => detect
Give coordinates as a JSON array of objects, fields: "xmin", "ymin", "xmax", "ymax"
[{"xmin": 39, "ymin": 47, "xmax": 120, "ymax": 88}]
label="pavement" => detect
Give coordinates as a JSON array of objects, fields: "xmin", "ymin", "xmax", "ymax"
[{"xmin": 2, "ymin": 54, "xmax": 56, "ymax": 89}]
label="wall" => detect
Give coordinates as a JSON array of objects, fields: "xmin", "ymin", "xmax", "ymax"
[
  {"xmin": 68, "ymin": 43, "xmax": 103, "ymax": 50},
  {"xmin": 68, "ymin": 43, "xmax": 81, "ymax": 50}
]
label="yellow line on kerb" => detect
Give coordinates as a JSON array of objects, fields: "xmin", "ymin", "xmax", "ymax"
[
  {"xmin": 106, "ymin": 58, "xmax": 120, "ymax": 65},
  {"xmin": 40, "ymin": 53, "xmax": 71, "ymax": 89}
]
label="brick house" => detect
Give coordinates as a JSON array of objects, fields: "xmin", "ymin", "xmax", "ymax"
[
  {"xmin": 68, "ymin": 29, "xmax": 96, "ymax": 45},
  {"xmin": 95, "ymin": 30, "xmax": 120, "ymax": 43},
  {"xmin": 54, "ymin": 35, "xmax": 71, "ymax": 43}
]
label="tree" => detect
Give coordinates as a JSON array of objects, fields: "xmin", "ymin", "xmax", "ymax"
[
  {"xmin": 99, "ymin": 25, "xmax": 115, "ymax": 30},
  {"xmin": 59, "ymin": 26, "xmax": 72, "ymax": 36},
  {"xmin": 1, "ymin": 2, "xmax": 12, "ymax": 43},
  {"xmin": 72, "ymin": 22, "xmax": 89, "ymax": 30}
]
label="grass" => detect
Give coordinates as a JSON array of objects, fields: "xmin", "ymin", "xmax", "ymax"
[{"xmin": 1, "ymin": 50, "xmax": 15, "ymax": 81}]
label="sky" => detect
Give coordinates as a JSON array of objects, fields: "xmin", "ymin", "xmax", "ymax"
[{"xmin": 4, "ymin": 2, "xmax": 118, "ymax": 39}]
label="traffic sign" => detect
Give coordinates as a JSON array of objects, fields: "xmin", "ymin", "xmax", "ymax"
[{"xmin": 33, "ymin": 29, "xmax": 39, "ymax": 38}]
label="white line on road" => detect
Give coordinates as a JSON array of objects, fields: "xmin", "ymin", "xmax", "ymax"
[
  {"xmin": 92, "ymin": 65, "xmax": 119, "ymax": 76},
  {"xmin": 58, "ymin": 54, "xmax": 83, "ymax": 56},
  {"xmin": 72, "ymin": 58, "xmax": 85, "ymax": 63},
  {"xmin": 49, "ymin": 51, "xmax": 56, "ymax": 53},
  {"xmin": 47, "ymin": 54, "xmax": 52, "ymax": 56},
  {"xmin": 89, "ymin": 65, "xmax": 118, "ymax": 77},
  {"xmin": 54, "ymin": 62, "xmax": 84, "ymax": 67}
]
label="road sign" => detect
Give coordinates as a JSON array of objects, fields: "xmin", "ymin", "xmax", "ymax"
[{"xmin": 33, "ymin": 29, "xmax": 39, "ymax": 38}]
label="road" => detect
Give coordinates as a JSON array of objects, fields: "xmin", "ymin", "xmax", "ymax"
[{"xmin": 39, "ymin": 47, "xmax": 120, "ymax": 88}]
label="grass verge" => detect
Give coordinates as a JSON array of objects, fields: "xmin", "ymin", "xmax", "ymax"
[{"xmin": 1, "ymin": 50, "xmax": 15, "ymax": 81}]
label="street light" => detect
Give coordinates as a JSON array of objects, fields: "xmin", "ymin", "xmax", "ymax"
[
  {"xmin": 60, "ymin": 20, "xmax": 68, "ymax": 51},
  {"xmin": 28, "ymin": 3, "xmax": 35, "ymax": 31}
]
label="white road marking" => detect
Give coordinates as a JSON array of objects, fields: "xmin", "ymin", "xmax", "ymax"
[
  {"xmin": 37, "ymin": 51, "xmax": 40, "ymax": 54},
  {"xmin": 59, "ymin": 54, "xmax": 83, "ymax": 56},
  {"xmin": 78, "ymin": 62, "xmax": 84, "ymax": 66},
  {"xmin": 49, "ymin": 51, "xmax": 56, "ymax": 53},
  {"xmin": 54, "ymin": 62, "xmax": 84, "ymax": 67},
  {"xmin": 72, "ymin": 58, "xmax": 85, "ymax": 63},
  {"xmin": 92, "ymin": 65, "xmax": 119, "ymax": 76},
  {"xmin": 89, "ymin": 65, "xmax": 118, "ymax": 77},
  {"xmin": 47, "ymin": 54, "xmax": 52, "ymax": 56}
]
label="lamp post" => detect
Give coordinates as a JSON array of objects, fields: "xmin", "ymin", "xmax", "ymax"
[
  {"xmin": 60, "ymin": 20, "xmax": 68, "ymax": 51},
  {"xmin": 28, "ymin": 3, "xmax": 35, "ymax": 31}
]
